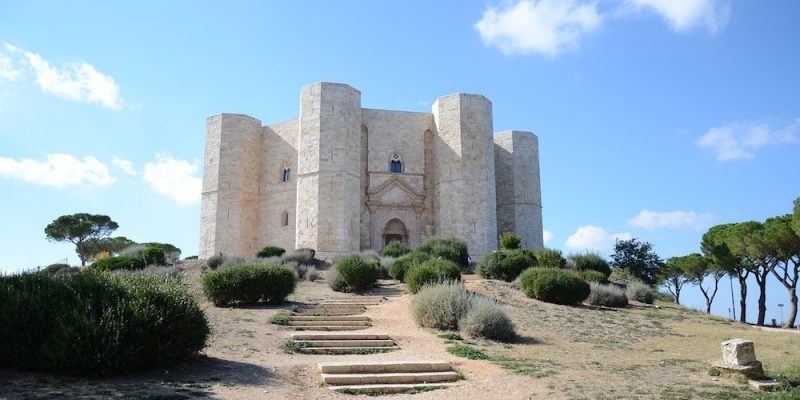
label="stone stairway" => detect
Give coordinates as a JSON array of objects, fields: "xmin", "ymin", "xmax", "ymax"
[
  {"xmin": 287, "ymin": 333, "xmax": 399, "ymax": 354},
  {"xmin": 287, "ymin": 315, "xmax": 372, "ymax": 331},
  {"xmin": 319, "ymin": 360, "xmax": 461, "ymax": 394}
]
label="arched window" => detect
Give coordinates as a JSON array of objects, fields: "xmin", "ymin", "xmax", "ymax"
[
  {"xmin": 389, "ymin": 153, "xmax": 402, "ymax": 173},
  {"xmin": 280, "ymin": 162, "xmax": 291, "ymax": 182},
  {"xmin": 280, "ymin": 211, "xmax": 289, "ymax": 227}
]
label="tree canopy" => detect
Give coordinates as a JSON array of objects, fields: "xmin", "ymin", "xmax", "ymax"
[
  {"xmin": 44, "ymin": 213, "xmax": 119, "ymax": 266},
  {"xmin": 610, "ymin": 238, "xmax": 664, "ymax": 285}
]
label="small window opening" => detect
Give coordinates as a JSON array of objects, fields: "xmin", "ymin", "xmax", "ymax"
[
  {"xmin": 389, "ymin": 153, "xmax": 402, "ymax": 173},
  {"xmin": 281, "ymin": 211, "xmax": 289, "ymax": 227},
  {"xmin": 281, "ymin": 164, "xmax": 291, "ymax": 182}
]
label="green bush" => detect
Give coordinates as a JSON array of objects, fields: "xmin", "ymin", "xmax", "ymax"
[
  {"xmin": 40, "ymin": 263, "xmax": 79, "ymax": 275},
  {"xmin": 90, "ymin": 256, "xmax": 145, "ymax": 272},
  {"xmin": 206, "ymin": 254, "xmax": 224, "ymax": 270},
  {"xmin": 573, "ymin": 269, "xmax": 608, "ymax": 284},
  {"xmin": 519, "ymin": 267, "xmax": 590, "ymax": 305},
  {"xmin": 256, "ymin": 245, "xmax": 286, "ymax": 258},
  {"xmin": 499, "ymin": 232, "xmax": 521, "ymax": 250},
  {"xmin": 381, "ymin": 241, "xmax": 412, "ymax": 258},
  {"xmin": 411, "ymin": 281, "xmax": 471, "ymax": 330},
  {"xmin": 390, "ymin": 251, "xmax": 430, "ymax": 281},
  {"xmin": 569, "ymin": 252, "xmax": 611, "ymax": 277},
  {"xmin": 0, "ymin": 271, "xmax": 208, "ymax": 375},
  {"xmin": 330, "ymin": 254, "xmax": 380, "ymax": 293},
  {"xmin": 478, "ymin": 249, "xmax": 535, "ymax": 282},
  {"xmin": 281, "ymin": 249, "xmax": 316, "ymax": 266},
  {"xmin": 416, "ymin": 237, "xmax": 470, "ymax": 269},
  {"xmin": 379, "ymin": 256, "xmax": 394, "ymax": 279},
  {"xmin": 535, "ymin": 248, "xmax": 567, "ymax": 269},
  {"xmin": 626, "ymin": 281, "xmax": 655, "ymax": 304},
  {"xmin": 184, "ymin": 255, "xmax": 199, "ymax": 260},
  {"xmin": 327, "ymin": 266, "xmax": 349, "ymax": 292},
  {"xmin": 459, "ymin": 295, "xmax": 516, "ymax": 341},
  {"xmin": 405, "ymin": 258, "xmax": 462, "ymax": 294},
  {"xmin": 586, "ymin": 282, "xmax": 628, "ymax": 307},
  {"xmin": 654, "ymin": 291, "xmax": 676, "ymax": 303},
  {"xmin": 295, "ymin": 248, "xmax": 316, "ymax": 258},
  {"xmin": 141, "ymin": 246, "xmax": 166, "ymax": 266},
  {"xmin": 202, "ymin": 262, "xmax": 296, "ymax": 306}
]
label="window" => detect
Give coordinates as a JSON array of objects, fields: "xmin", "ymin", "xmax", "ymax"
[
  {"xmin": 280, "ymin": 211, "xmax": 289, "ymax": 227},
  {"xmin": 389, "ymin": 153, "xmax": 402, "ymax": 173},
  {"xmin": 281, "ymin": 162, "xmax": 291, "ymax": 182}
]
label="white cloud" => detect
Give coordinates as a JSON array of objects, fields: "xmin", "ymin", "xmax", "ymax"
[
  {"xmin": 0, "ymin": 54, "xmax": 21, "ymax": 81},
  {"xmin": 543, "ymin": 230, "xmax": 553, "ymax": 245},
  {"xmin": 565, "ymin": 225, "xmax": 632, "ymax": 251},
  {"xmin": 624, "ymin": 0, "xmax": 730, "ymax": 33},
  {"xmin": 629, "ymin": 209, "xmax": 715, "ymax": 230},
  {"xmin": 0, "ymin": 154, "xmax": 115, "ymax": 188},
  {"xmin": 697, "ymin": 119, "xmax": 799, "ymax": 161},
  {"xmin": 3, "ymin": 42, "xmax": 123, "ymax": 110},
  {"xmin": 474, "ymin": 0, "xmax": 601, "ymax": 58},
  {"xmin": 112, "ymin": 157, "xmax": 137, "ymax": 176},
  {"xmin": 142, "ymin": 154, "xmax": 202, "ymax": 205}
]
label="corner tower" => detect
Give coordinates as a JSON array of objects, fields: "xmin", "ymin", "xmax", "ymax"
[
  {"xmin": 432, "ymin": 93, "xmax": 498, "ymax": 256},
  {"xmin": 295, "ymin": 82, "xmax": 362, "ymax": 256},
  {"xmin": 199, "ymin": 113, "xmax": 262, "ymax": 259},
  {"xmin": 494, "ymin": 131, "xmax": 543, "ymax": 250}
]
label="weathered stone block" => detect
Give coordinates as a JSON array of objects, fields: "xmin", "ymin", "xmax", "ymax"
[{"xmin": 721, "ymin": 339, "xmax": 757, "ymax": 366}]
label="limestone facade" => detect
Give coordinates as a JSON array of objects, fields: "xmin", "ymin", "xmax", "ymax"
[{"xmin": 199, "ymin": 82, "xmax": 544, "ymax": 259}]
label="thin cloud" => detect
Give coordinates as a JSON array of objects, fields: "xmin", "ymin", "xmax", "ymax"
[
  {"xmin": 474, "ymin": 0, "xmax": 601, "ymax": 58},
  {"xmin": 0, "ymin": 54, "xmax": 21, "ymax": 81},
  {"xmin": 629, "ymin": 209, "xmax": 715, "ymax": 230},
  {"xmin": 0, "ymin": 154, "xmax": 115, "ymax": 188},
  {"xmin": 3, "ymin": 42, "xmax": 123, "ymax": 110},
  {"xmin": 112, "ymin": 157, "xmax": 137, "ymax": 176},
  {"xmin": 142, "ymin": 154, "xmax": 202, "ymax": 206},
  {"xmin": 623, "ymin": 0, "xmax": 730, "ymax": 33},
  {"xmin": 697, "ymin": 119, "xmax": 799, "ymax": 161},
  {"xmin": 565, "ymin": 225, "xmax": 632, "ymax": 252},
  {"xmin": 543, "ymin": 230, "xmax": 554, "ymax": 245}
]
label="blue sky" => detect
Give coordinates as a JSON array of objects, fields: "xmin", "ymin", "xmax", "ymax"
[{"xmin": 1, "ymin": 0, "xmax": 797, "ymax": 323}]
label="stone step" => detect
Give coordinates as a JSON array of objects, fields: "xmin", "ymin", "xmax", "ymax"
[
  {"xmin": 300, "ymin": 346, "xmax": 400, "ymax": 355},
  {"xmin": 321, "ymin": 371, "xmax": 459, "ymax": 385},
  {"xmin": 290, "ymin": 315, "xmax": 370, "ymax": 321},
  {"xmin": 299, "ymin": 304, "xmax": 368, "ymax": 308},
  {"xmin": 288, "ymin": 320, "xmax": 370, "ymax": 326},
  {"xmin": 294, "ymin": 310, "xmax": 366, "ymax": 316},
  {"xmin": 319, "ymin": 360, "xmax": 452, "ymax": 374},
  {"xmin": 291, "ymin": 333, "xmax": 389, "ymax": 340},
  {"xmin": 290, "ymin": 325, "xmax": 370, "ymax": 331},
  {"xmin": 328, "ymin": 382, "xmax": 461, "ymax": 394},
  {"xmin": 298, "ymin": 339, "xmax": 396, "ymax": 348}
]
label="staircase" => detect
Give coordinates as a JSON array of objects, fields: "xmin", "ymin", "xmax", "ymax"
[
  {"xmin": 287, "ymin": 333, "xmax": 399, "ymax": 354},
  {"xmin": 319, "ymin": 360, "xmax": 461, "ymax": 394}
]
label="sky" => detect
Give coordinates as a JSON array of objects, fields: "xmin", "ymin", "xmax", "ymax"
[{"xmin": 0, "ymin": 0, "xmax": 798, "ymax": 324}]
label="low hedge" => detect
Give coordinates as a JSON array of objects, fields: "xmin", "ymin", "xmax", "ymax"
[
  {"xmin": 202, "ymin": 262, "xmax": 296, "ymax": 306},
  {"xmin": 586, "ymin": 282, "xmax": 628, "ymax": 307},
  {"xmin": 478, "ymin": 249, "xmax": 536, "ymax": 282},
  {"xmin": 330, "ymin": 254, "xmax": 380, "ymax": 293},
  {"xmin": 0, "ymin": 271, "xmax": 208, "ymax": 375},
  {"xmin": 405, "ymin": 258, "xmax": 462, "ymax": 294},
  {"xmin": 256, "ymin": 245, "xmax": 286, "ymax": 258},
  {"xmin": 519, "ymin": 267, "xmax": 590, "ymax": 305},
  {"xmin": 416, "ymin": 237, "xmax": 470, "ymax": 269},
  {"xmin": 569, "ymin": 252, "xmax": 611, "ymax": 277},
  {"xmin": 141, "ymin": 246, "xmax": 166, "ymax": 266},
  {"xmin": 389, "ymin": 251, "xmax": 430, "ymax": 281},
  {"xmin": 90, "ymin": 256, "xmax": 145, "ymax": 271},
  {"xmin": 381, "ymin": 241, "xmax": 412, "ymax": 258}
]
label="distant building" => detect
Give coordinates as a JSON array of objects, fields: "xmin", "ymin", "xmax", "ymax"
[{"xmin": 199, "ymin": 82, "xmax": 543, "ymax": 258}]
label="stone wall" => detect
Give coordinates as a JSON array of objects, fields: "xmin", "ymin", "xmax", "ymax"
[
  {"xmin": 494, "ymin": 131, "xmax": 544, "ymax": 250},
  {"xmin": 199, "ymin": 113, "xmax": 262, "ymax": 259},
  {"xmin": 258, "ymin": 118, "xmax": 299, "ymax": 253},
  {"xmin": 432, "ymin": 93, "xmax": 498, "ymax": 257}
]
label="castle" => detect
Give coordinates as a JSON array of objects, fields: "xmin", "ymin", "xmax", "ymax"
[{"xmin": 199, "ymin": 82, "xmax": 543, "ymax": 259}]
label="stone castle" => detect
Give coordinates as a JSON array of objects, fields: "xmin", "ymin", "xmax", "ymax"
[{"xmin": 199, "ymin": 82, "xmax": 543, "ymax": 259}]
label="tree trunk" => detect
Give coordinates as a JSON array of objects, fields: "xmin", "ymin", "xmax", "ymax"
[
  {"xmin": 756, "ymin": 269, "xmax": 768, "ymax": 326},
  {"xmin": 675, "ymin": 287, "xmax": 681, "ymax": 305},
  {"xmin": 786, "ymin": 290, "xmax": 798, "ymax": 328},
  {"xmin": 738, "ymin": 273, "xmax": 747, "ymax": 323}
]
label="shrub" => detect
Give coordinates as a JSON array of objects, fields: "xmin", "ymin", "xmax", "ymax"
[
  {"xmin": 141, "ymin": 246, "xmax": 166, "ymax": 266},
  {"xmin": 609, "ymin": 267, "xmax": 638, "ymax": 284},
  {"xmin": 447, "ymin": 344, "xmax": 488, "ymax": 360},
  {"xmin": 576, "ymin": 269, "xmax": 608, "ymax": 284},
  {"xmin": 459, "ymin": 295, "xmax": 516, "ymax": 341},
  {"xmin": 281, "ymin": 249, "xmax": 316, "ymax": 266},
  {"xmin": 654, "ymin": 291, "xmax": 676, "ymax": 303},
  {"xmin": 40, "ymin": 263, "xmax": 78, "ymax": 276},
  {"xmin": 416, "ymin": 237, "xmax": 470, "ymax": 268},
  {"xmin": 90, "ymin": 256, "xmax": 145, "ymax": 272},
  {"xmin": 519, "ymin": 267, "xmax": 590, "ymax": 305},
  {"xmin": 0, "ymin": 271, "xmax": 208, "ymax": 375},
  {"xmin": 379, "ymin": 256, "xmax": 394, "ymax": 279},
  {"xmin": 184, "ymin": 255, "xmax": 199, "ymax": 260},
  {"xmin": 305, "ymin": 267, "xmax": 320, "ymax": 282},
  {"xmin": 202, "ymin": 262, "xmax": 296, "ymax": 306},
  {"xmin": 359, "ymin": 249, "xmax": 380, "ymax": 261},
  {"xmin": 206, "ymin": 254, "xmax": 225, "ymax": 270},
  {"xmin": 411, "ymin": 281, "xmax": 471, "ymax": 330},
  {"xmin": 535, "ymin": 248, "xmax": 567, "ymax": 269},
  {"xmin": 405, "ymin": 258, "xmax": 462, "ymax": 294},
  {"xmin": 381, "ymin": 241, "xmax": 412, "ymax": 258},
  {"xmin": 330, "ymin": 254, "xmax": 380, "ymax": 293},
  {"xmin": 256, "ymin": 245, "xmax": 286, "ymax": 258},
  {"xmin": 390, "ymin": 251, "xmax": 430, "ymax": 281},
  {"xmin": 270, "ymin": 311, "xmax": 291, "ymax": 325},
  {"xmin": 327, "ymin": 266, "xmax": 350, "ymax": 292},
  {"xmin": 499, "ymin": 232, "xmax": 521, "ymax": 250},
  {"xmin": 569, "ymin": 252, "xmax": 611, "ymax": 277},
  {"xmin": 295, "ymin": 248, "xmax": 316, "ymax": 258},
  {"xmin": 586, "ymin": 282, "xmax": 628, "ymax": 308},
  {"xmin": 478, "ymin": 249, "xmax": 536, "ymax": 282},
  {"xmin": 626, "ymin": 281, "xmax": 655, "ymax": 304}
]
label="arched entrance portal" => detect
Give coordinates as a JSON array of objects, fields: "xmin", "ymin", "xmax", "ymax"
[{"xmin": 383, "ymin": 218, "xmax": 408, "ymax": 247}]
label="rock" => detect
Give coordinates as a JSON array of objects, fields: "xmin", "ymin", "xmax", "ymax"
[{"xmin": 721, "ymin": 339, "xmax": 757, "ymax": 366}]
